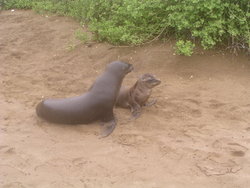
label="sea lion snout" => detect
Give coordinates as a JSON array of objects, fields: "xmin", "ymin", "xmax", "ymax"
[
  {"xmin": 153, "ymin": 78, "xmax": 161, "ymax": 86},
  {"xmin": 106, "ymin": 61, "xmax": 133, "ymax": 75},
  {"xmin": 140, "ymin": 73, "xmax": 161, "ymax": 88}
]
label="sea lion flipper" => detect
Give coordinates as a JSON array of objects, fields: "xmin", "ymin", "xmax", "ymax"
[
  {"xmin": 99, "ymin": 119, "xmax": 116, "ymax": 138},
  {"xmin": 130, "ymin": 111, "xmax": 141, "ymax": 120},
  {"xmin": 144, "ymin": 99, "xmax": 157, "ymax": 107},
  {"xmin": 130, "ymin": 103, "xmax": 141, "ymax": 119}
]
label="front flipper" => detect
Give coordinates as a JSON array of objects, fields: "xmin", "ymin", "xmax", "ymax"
[
  {"xmin": 130, "ymin": 103, "xmax": 142, "ymax": 119},
  {"xmin": 100, "ymin": 119, "xmax": 116, "ymax": 138},
  {"xmin": 144, "ymin": 99, "xmax": 157, "ymax": 107}
]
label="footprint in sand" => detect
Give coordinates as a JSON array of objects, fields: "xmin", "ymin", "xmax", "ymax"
[
  {"xmin": 196, "ymin": 139, "xmax": 248, "ymax": 176},
  {"xmin": 196, "ymin": 156, "xmax": 241, "ymax": 176},
  {"xmin": 2, "ymin": 182, "xmax": 25, "ymax": 188},
  {"xmin": 230, "ymin": 150, "xmax": 245, "ymax": 157},
  {"xmin": 51, "ymin": 181, "xmax": 75, "ymax": 188},
  {"xmin": 159, "ymin": 144, "xmax": 183, "ymax": 160},
  {"xmin": 0, "ymin": 145, "xmax": 15, "ymax": 155},
  {"xmin": 160, "ymin": 97, "xmax": 202, "ymax": 119},
  {"xmin": 72, "ymin": 157, "xmax": 90, "ymax": 167},
  {"xmin": 114, "ymin": 134, "xmax": 151, "ymax": 147},
  {"xmin": 245, "ymin": 127, "xmax": 250, "ymax": 132},
  {"xmin": 208, "ymin": 99, "xmax": 226, "ymax": 109},
  {"xmin": 212, "ymin": 138, "xmax": 248, "ymax": 157}
]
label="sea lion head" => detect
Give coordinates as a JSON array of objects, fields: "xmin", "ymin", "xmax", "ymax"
[
  {"xmin": 140, "ymin": 73, "xmax": 161, "ymax": 88},
  {"xmin": 106, "ymin": 61, "xmax": 133, "ymax": 76}
]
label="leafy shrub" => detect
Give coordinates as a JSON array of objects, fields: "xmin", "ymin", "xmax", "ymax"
[
  {"xmin": 87, "ymin": 0, "xmax": 168, "ymax": 45},
  {"xmin": 87, "ymin": 0, "xmax": 249, "ymax": 54},
  {"xmin": 2, "ymin": 0, "xmax": 33, "ymax": 9},
  {"xmin": 32, "ymin": 1, "xmax": 55, "ymax": 13},
  {"xmin": 3, "ymin": 0, "xmax": 250, "ymax": 55},
  {"xmin": 175, "ymin": 40, "xmax": 195, "ymax": 56}
]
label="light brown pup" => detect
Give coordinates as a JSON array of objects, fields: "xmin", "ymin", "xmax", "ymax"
[{"xmin": 116, "ymin": 73, "xmax": 161, "ymax": 118}]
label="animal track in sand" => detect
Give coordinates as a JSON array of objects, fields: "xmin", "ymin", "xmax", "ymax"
[
  {"xmin": 207, "ymin": 100, "xmax": 250, "ymax": 122},
  {"xmin": 181, "ymin": 127, "xmax": 213, "ymax": 143},
  {"xmin": 72, "ymin": 157, "xmax": 90, "ymax": 167},
  {"xmin": 245, "ymin": 127, "xmax": 250, "ymax": 131},
  {"xmin": 159, "ymin": 144, "xmax": 183, "ymax": 160},
  {"xmin": 0, "ymin": 145, "xmax": 15, "ymax": 155},
  {"xmin": 1, "ymin": 182, "xmax": 26, "ymax": 188},
  {"xmin": 114, "ymin": 134, "xmax": 152, "ymax": 147},
  {"xmin": 160, "ymin": 97, "xmax": 202, "ymax": 119},
  {"xmin": 0, "ymin": 164, "xmax": 29, "ymax": 176},
  {"xmin": 212, "ymin": 138, "xmax": 248, "ymax": 157},
  {"xmin": 34, "ymin": 158, "xmax": 72, "ymax": 172},
  {"xmin": 196, "ymin": 156, "xmax": 241, "ymax": 176},
  {"xmin": 196, "ymin": 138, "xmax": 247, "ymax": 176},
  {"xmin": 230, "ymin": 150, "xmax": 245, "ymax": 157},
  {"xmin": 208, "ymin": 99, "xmax": 227, "ymax": 109},
  {"xmin": 51, "ymin": 181, "xmax": 75, "ymax": 188}
]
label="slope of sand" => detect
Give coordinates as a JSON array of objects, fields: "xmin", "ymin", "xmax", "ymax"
[{"xmin": 1, "ymin": 10, "xmax": 250, "ymax": 188}]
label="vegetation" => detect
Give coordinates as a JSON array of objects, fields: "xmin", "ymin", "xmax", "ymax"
[
  {"xmin": 74, "ymin": 29, "xmax": 90, "ymax": 43},
  {"xmin": 2, "ymin": 0, "xmax": 249, "ymax": 55},
  {"xmin": 175, "ymin": 40, "xmax": 195, "ymax": 56}
]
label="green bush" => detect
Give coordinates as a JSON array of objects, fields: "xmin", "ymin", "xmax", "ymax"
[
  {"xmin": 2, "ymin": 0, "xmax": 249, "ymax": 55},
  {"xmin": 175, "ymin": 40, "xmax": 195, "ymax": 56},
  {"xmin": 2, "ymin": 0, "xmax": 33, "ymax": 9},
  {"xmin": 87, "ymin": 0, "xmax": 168, "ymax": 45},
  {"xmin": 87, "ymin": 0, "xmax": 249, "ymax": 53}
]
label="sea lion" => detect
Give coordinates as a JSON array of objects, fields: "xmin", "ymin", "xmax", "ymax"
[
  {"xmin": 116, "ymin": 73, "xmax": 161, "ymax": 118},
  {"xmin": 36, "ymin": 61, "xmax": 133, "ymax": 137}
]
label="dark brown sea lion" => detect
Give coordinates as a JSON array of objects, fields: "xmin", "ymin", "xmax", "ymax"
[
  {"xmin": 116, "ymin": 73, "xmax": 161, "ymax": 118},
  {"xmin": 36, "ymin": 61, "xmax": 133, "ymax": 137}
]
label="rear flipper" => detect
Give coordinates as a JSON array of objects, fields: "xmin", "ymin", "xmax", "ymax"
[{"xmin": 99, "ymin": 119, "xmax": 116, "ymax": 138}]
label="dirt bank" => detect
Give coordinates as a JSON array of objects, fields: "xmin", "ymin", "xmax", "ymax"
[{"xmin": 1, "ymin": 10, "xmax": 250, "ymax": 188}]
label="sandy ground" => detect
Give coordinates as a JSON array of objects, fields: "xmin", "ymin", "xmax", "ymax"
[{"xmin": 1, "ymin": 10, "xmax": 250, "ymax": 188}]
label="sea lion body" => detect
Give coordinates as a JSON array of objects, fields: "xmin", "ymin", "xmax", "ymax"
[
  {"xmin": 36, "ymin": 61, "xmax": 133, "ymax": 136},
  {"xmin": 36, "ymin": 92, "xmax": 112, "ymax": 124},
  {"xmin": 116, "ymin": 73, "xmax": 161, "ymax": 118}
]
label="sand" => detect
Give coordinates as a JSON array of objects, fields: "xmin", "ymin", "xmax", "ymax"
[{"xmin": 1, "ymin": 10, "xmax": 250, "ymax": 188}]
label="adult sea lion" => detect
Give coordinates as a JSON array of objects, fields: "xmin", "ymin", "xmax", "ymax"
[
  {"xmin": 36, "ymin": 61, "xmax": 133, "ymax": 137},
  {"xmin": 116, "ymin": 73, "xmax": 161, "ymax": 118}
]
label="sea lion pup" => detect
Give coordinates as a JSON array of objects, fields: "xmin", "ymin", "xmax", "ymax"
[
  {"xmin": 36, "ymin": 61, "xmax": 134, "ymax": 137},
  {"xmin": 116, "ymin": 73, "xmax": 161, "ymax": 118}
]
